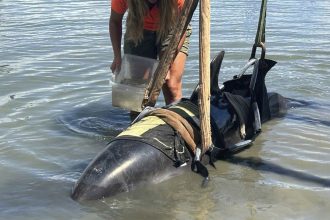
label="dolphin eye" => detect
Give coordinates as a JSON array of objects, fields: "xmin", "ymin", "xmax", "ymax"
[{"xmin": 92, "ymin": 166, "xmax": 103, "ymax": 175}]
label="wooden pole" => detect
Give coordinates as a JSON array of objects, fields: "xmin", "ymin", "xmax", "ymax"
[{"xmin": 199, "ymin": 0, "xmax": 211, "ymax": 154}]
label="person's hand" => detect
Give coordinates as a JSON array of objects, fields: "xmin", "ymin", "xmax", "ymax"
[{"xmin": 111, "ymin": 56, "xmax": 122, "ymax": 74}]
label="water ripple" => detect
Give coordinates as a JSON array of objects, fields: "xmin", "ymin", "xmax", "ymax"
[{"xmin": 1, "ymin": 0, "xmax": 330, "ymax": 219}]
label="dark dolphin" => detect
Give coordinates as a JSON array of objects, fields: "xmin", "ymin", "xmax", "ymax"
[
  {"xmin": 71, "ymin": 140, "xmax": 186, "ymax": 200},
  {"xmin": 71, "ymin": 52, "xmax": 287, "ymax": 201}
]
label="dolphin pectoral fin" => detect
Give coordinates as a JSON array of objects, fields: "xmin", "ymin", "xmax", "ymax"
[
  {"xmin": 210, "ymin": 51, "xmax": 225, "ymax": 95},
  {"xmin": 228, "ymin": 140, "xmax": 253, "ymax": 153}
]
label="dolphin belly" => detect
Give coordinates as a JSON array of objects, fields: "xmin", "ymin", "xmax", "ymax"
[{"xmin": 71, "ymin": 139, "xmax": 181, "ymax": 200}]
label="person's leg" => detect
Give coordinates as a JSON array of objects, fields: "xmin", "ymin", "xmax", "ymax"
[
  {"xmin": 162, "ymin": 51, "xmax": 187, "ymax": 105},
  {"xmin": 160, "ymin": 24, "xmax": 192, "ymax": 105}
]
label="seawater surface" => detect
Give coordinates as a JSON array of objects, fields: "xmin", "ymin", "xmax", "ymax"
[{"xmin": 1, "ymin": 0, "xmax": 329, "ymax": 219}]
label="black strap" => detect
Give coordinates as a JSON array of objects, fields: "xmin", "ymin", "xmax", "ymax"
[{"xmin": 223, "ymin": 92, "xmax": 250, "ymax": 139}]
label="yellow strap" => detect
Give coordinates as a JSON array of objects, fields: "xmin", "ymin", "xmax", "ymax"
[{"xmin": 118, "ymin": 116, "xmax": 165, "ymax": 137}]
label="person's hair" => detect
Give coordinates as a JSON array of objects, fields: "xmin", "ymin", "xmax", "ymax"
[{"xmin": 126, "ymin": 0, "xmax": 179, "ymax": 45}]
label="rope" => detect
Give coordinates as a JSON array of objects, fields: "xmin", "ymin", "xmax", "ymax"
[
  {"xmin": 251, "ymin": 0, "xmax": 268, "ymax": 59},
  {"xmin": 255, "ymin": 0, "xmax": 267, "ymax": 46},
  {"xmin": 147, "ymin": 108, "xmax": 200, "ymax": 155}
]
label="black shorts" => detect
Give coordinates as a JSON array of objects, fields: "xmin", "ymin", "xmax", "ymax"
[{"xmin": 124, "ymin": 24, "xmax": 192, "ymax": 59}]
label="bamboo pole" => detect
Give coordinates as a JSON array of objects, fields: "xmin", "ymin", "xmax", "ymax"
[{"xmin": 199, "ymin": 0, "xmax": 211, "ymax": 154}]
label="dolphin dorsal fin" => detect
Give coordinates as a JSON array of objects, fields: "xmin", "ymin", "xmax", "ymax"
[
  {"xmin": 210, "ymin": 51, "xmax": 225, "ymax": 95},
  {"xmin": 190, "ymin": 51, "xmax": 225, "ymax": 102}
]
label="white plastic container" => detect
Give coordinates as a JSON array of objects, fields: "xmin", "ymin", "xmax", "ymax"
[
  {"xmin": 112, "ymin": 83, "xmax": 146, "ymax": 112},
  {"xmin": 111, "ymin": 54, "xmax": 158, "ymax": 112}
]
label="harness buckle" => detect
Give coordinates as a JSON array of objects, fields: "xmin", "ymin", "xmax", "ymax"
[{"xmin": 250, "ymin": 42, "xmax": 266, "ymax": 60}]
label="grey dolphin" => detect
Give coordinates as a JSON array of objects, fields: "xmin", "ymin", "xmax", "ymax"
[
  {"xmin": 71, "ymin": 52, "xmax": 286, "ymax": 201},
  {"xmin": 71, "ymin": 140, "xmax": 186, "ymax": 200}
]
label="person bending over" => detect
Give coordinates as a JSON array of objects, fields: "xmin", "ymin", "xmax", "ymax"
[{"xmin": 109, "ymin": 0, "xmax": 192, "ymax": 106}]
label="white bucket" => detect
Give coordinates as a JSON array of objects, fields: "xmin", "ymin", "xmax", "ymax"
[{"xmin": 111, "ymin": 54, "xmax": 158, "ymax": 112}]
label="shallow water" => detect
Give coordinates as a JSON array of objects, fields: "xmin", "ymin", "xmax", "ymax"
[{"xmin": 1, "ymin": 0, "xmax": 329, "ymax": 219}]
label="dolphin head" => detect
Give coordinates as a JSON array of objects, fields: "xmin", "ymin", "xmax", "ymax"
[{"xmin": 71, "ymin": 139, "xmax": 179, "ymax": 200}]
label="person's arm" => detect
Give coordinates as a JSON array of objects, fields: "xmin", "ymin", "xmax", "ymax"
[{"xmin": 109, "ymin": 9, "xmax": 124, "ymax": 73}]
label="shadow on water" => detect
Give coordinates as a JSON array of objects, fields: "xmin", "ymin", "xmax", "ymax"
[
  {"xmin": 286, "ymin": 113, "xmax": 330, "ymax": 127},
  {"xmin": 287, "ymin": 97, "xmax": 330, "ymax": 110},
  {"xmin": 285, "ymin": 98, "xmax": 330, "ymax": 127},
  {"xmin": 224, "ymin": 155, "xmax": 330, "ymax": 188},
  {"xmin": 56, "ymin": 100, "xmax": 131, "ymax": 138}
]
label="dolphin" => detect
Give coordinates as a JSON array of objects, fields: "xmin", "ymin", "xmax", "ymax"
[{"xmin": 71, "ymin": 51, "xmax": 287, "ymax": 201}]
